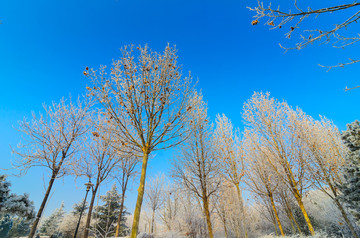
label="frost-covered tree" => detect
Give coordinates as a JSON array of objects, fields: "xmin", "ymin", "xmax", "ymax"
[
  {"xmin": 39, "ymin": 202, "xmax": 65, "ymax": 237},
  {"xmin": 213, "ymin": 114, "xmax": 247, "ymax": 237},
  {"xmin": 297, "ymin": 116, "xmax": 359, "ymax": 237},
  {"xmin": 145, "ymin": 173, "xmax": 165, "ymax": 235},
  {"xmin": 113, "ymin": 154, "xmax": 138, "ymax": 237},
  {"xmin": 92, "ymin": 184, "xmax": 129, "ymax": 237},
  {"xmin": 159, "ymin": 183, "xmax": 179, "ymax": 232},
  {"xmin": 13, "ymin": 97, "xmax": 91, "ymax": 238},
  {"xmin": 7, "ymin": 216, "xmax": 33, "ymax": 238},
  {"xmin": 243, "ymin": 92, "xmax": 314, "ymax": 235},
  {"xmin": 73, "ymin": 115, "xmax": 123, "ymax": 238},
  {"xmin": 0, "ymin": 214, "xmax": 13, "ymax": 238},
  {"xmin": 71, "ymin": 199, "xmax": 88, "ymax": 216},
  {"xmin": 339, "ymin": 120, "xmax": 360, "ymax": 225},
  {"xmin": 244, "ymin": 134, "xmax": 285, "ymax": 237},
  {"xmin": 0, "ymin": 175, "xmax": 35, "ymax": 219},
  {"xmin": 86, "ymin": 44, "xmax": 195, "ymax": 238},
  {"xmin": 172, "ymin": 92, "xmax": 221, "ymax": 238}
]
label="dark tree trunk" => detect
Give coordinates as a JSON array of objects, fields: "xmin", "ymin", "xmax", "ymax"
[{"xmin": 28, "ymin": 172, "xmax": 57, "ymax": 238}]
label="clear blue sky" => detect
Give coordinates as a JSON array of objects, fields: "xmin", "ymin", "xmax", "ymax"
[{"xmin": 1, "ymin": 0, "xmax": 359, "ymax": 217}]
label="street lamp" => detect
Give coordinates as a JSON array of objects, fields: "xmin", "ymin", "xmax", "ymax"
[{"xmin": 73, "ymin": 179, "xmax": 94, "ymax": 238}]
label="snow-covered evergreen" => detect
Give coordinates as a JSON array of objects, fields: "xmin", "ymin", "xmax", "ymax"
[
  {"xmin": 340, "ymin": 120, "xmax": 360, "ymax": 225},
  {"xmin": 0, "ymin": 175, "xmax": 35, "ymax": 219},
  {"xmin": 39, "ymin": 202, "xmax": 65, "ymax": 237}
]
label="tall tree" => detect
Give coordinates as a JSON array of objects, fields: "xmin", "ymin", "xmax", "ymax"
[
  {"xmin": 13, "ymin": 97, "xmax": 90, "ymax": 238},
  {"xmin": 39, "ymin": 202, "xmax": 65, "ymax": 237},
  {"xmin": 244, "ymin": 135, "xmax": 285, "ymax": 236},
  {"xmin": 145, "ymin": 173, "xmax": 165, "ymax": 235},
  {"xmin": 213, "ymin": 114, "xmax": 247, "ymax": 238},
  {"xmin": 74, "ymin": 115, "xmax": 122, "ymax": 238},
  {"xmin": 339, "ymin": 120, "xmax": 360, "ymax": 225},
  {"xmin": 92, "ymin": 184, "xmax": 128, "ymax": 237},
  {"xmin": 297, "ymin": 116, "xmax": 359, "ymax": 237},
  {"xmin": 172, "ymin": 92, "xmax": 221, "ymax": 238},
  {"xmin": 114, "ymin": 154, "xmax": 138, "ymax": 237},
  {"xmin": 86, "ymin": 44, "xmax": 194, "ymax": 237},
  {"xmin": 242, "ymin": 92, "xmax": 314, "ymax": 235},
  {"xmin": 159, "ymin": 183, "xmax": 179, "ymax": 232}
]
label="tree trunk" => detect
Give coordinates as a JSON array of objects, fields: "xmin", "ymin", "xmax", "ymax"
[
  {"xmin": 327, "ymin": 180, "xmax": 359, "ymax": 238},
  {"xmin": 151, "ymin": 209, "xmax": 155, "ymax": 234},
  {"xmin": 294, "ymin": 191, "xmax": 314, "ymax": 235},
  {"xmin": 83, "ymin": 183, "xmax": 99, "ymax": 238},
  {"xmin": 269, "ymin": 194, "xmax": 285, "ymax": 236},
  {"xmin": 130, "ymin": 151, "xmax": 149, "ymax": 238},
  {"xmin": 115, "ymin": 190, "xmax": 126, "ymax": 237},
  {"xmin": 334, "ymin": 197, "xmax": 359, "ymax": 238},
  {"xmin": 28, "ymin": 172, "xmax": 57, "ymax": 238},
  {"xmin": 202, "ymin": 196, "xmax": 214, "ymax": 238},
  {"xmin": 235, "ymin": 183, "xmax": 248, "ymax": 238},
  {"xmin": 221, "ymin": 216, "xmax": 228, "ymax": 238}
]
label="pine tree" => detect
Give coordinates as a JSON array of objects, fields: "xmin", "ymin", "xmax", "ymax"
[
  {"xmin": 92, "ymin": 184, "xmax": 129, "ymax": 237},
  {"xmin": 339, "ymin": 120, "xmax": 360, "ymax": 225},
  {"xmin": 39, "ymin": 202, "xmax": 65, "ymax": 237},
  {"xmin": 0, "ymin": 175, "xmax": 35, "ymax": 219},
  {"xmin": 8, "ymin": 216, "xmax": 32, "ymax": 237},
  {"xmin": 0, "ymin": 214, "xmax": 13, "ymax": 237},
  {"xmin": 71, "ymin": 199, "xmax": 88, "ymax": 216}
]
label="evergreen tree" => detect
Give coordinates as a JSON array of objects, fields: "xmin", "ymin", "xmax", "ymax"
[
  {"xmin": 71, "ymin": 199, "xmax": 88, "ymax": 216},
  {"xmin": 92, "ymin": 184, "xmax": 129, "ymax": 237},
  {"xmin": 0, "ymin": 175, "xmax": 35, "ymax": 219},
  {"xmin": 8, "ymin": 216, "xmax": 32, "ymax": 237},
  {"xmin": 39, "ymin": 202, "xmax": 65, "ymax": 237},
  {"xmin": 340, "ymin": 120, "xmax": 360, "ymax": 225},
  {"xmin": 0, "ymin": 214, "xmax": 13, "ymax": 238}
]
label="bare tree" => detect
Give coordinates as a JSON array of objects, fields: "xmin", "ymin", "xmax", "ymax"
[
  {"xmin": 145, "ymin": 173, "xmax": 165, "ymax": 235},
  {"xmin": 297, "ymin": 115, "xmax": 359, "ymax": 238},
  {"xmin": 248, "ymin": 1, "xmax": 360, "ymax": 89},
  {"xmin": 159, "ymin": 183, "xmax": 179, "ymax": 231},
  {"xmin": 213, "ymin": 114, "xmax": 247, "ymax": 238},
  {"xmin": 244, "ymin": 132, "xmax": 285, "ymax": 236},
  {"xmin": 12, "ymin": 97, "xmax": 90, "ymax": 238},
  {"xmin": 172, "ymin": 92, "xmax": 221, "ymax": 238},
  {"xmin": 242, "ymin": 92, "xmax": 314, "ymax": 235},
  {"xmin": 214, "ymin": 184, "xmax": 230, "ymax": 238},
  {"xmin": 73, "ymin": 115, "xmax": 123, "ymax": 238},
  {"xmin": 86, "ymin": 44, "xmax": 194, "ymax": 238},
  {"xmin": 113, "ymin": 154, "xmax": 138, "ymax": 237}
]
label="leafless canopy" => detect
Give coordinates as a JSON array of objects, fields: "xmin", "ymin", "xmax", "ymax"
[
  {"xmin": 248, "ymin": 1, "xmax": 360, "ymax": 71},
  {"xmin": 13, "ymin": 96, "xmax": 91, "ymax": 177},
  {"xmin": 86, "ymin": 44, "xmax": 194, "ymax": 155}
]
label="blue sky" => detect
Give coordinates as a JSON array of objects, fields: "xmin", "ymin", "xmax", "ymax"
[{"xmin": 1, "ymin": 0, "xmax": 359, "ymax": 217}]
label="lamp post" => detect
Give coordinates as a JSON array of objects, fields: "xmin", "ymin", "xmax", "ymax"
[{"xmin": 73, "ymin": 179, "xmax": 93, "ymax": 238}]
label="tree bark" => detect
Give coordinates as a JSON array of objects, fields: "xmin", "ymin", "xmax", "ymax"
[
  {"xmin": 130, "ymin": 151, "xmax": 149, "ymax": 238},
  {"xmin": 202, "ymin": 196, "xmax": 214, "ymax": 238},
  {"xmin": 327, "ymin": 179, "xmax": 359, "ymax": 238},
  {"xmin": 28, "ymin": 172, "xmax": 57, "ymax": 238},
  {"xmin": 294, "ymin": 190, "xmax": 314, "ymax": 235},
  {"xmin": 115, "ymin": 190, "xmax": 126, "ymax": 237},
  {"xmin": 269, "ymin": 194, "xmax": 285, "ymax": 236},
  {"xmin": 151, "ymin": 209, "xmax": 155, "ymax": 234},
  {"xmin": 235, "ymin": 183, "xmax": 248, "ymax": 238},
  {"xmin": 83, "ymin": 183, "xmax": 99, "ymax": 238},
  {"xmin": 334, "ymin": 197, "xmax": 359, "ymax": 238}
]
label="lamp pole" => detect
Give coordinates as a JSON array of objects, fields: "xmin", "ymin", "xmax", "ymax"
[{"xmin": 73, "ymin": 179, "xmax": 93, "ymax": 238}]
